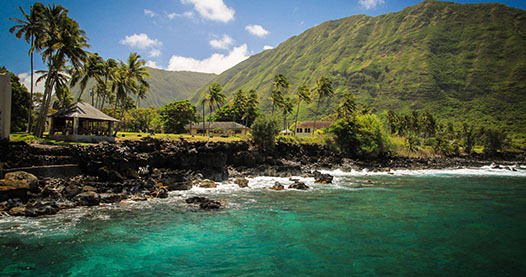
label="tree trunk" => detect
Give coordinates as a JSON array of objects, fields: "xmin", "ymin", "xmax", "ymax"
[
  {"xmin": 26, "ymin": 37, "xmax": 34, "ymax": 133},
  {"xmin": 313, "ymin": 96, "xmax": 321, "ymax": 135},
  {"xmin": 293, "ymin": 100, "xmax": 301, "ymax": 136},
  {"xmin": 202, "ymin": 102, "xmax": 205, "ymax": 136},
  {"xmin": 34, "ymin": 73, "xmax": 55, "ymax": 137}
]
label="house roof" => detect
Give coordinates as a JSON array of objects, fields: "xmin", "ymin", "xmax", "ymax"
[
  {"xmin": 295, "ymin": 121, "xmax": 336, "ymax": 129},
  {"xmin": 49, "ymin": 102, "xmax": 119, "ymax": 122},
  {"xmin": 186, "ymin": 121, "xmax": 250, "ymax": 130}
]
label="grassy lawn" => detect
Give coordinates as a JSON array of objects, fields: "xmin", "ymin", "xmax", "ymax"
[{"xmin": 8, "ymin": 132, "xmax": 248, "ymax": 144}]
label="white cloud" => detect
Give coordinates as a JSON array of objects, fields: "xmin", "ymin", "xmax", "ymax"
[
  {"xmin": 181, "ymin": 0, "xmax": 235, "ymax": 23},
  {"xmin": 149, "ymin": 49, "xmax": 161, "ymax": 57},
  {"xmin": 120, "ymin": 33, "xmax": 162, "ymax": 49},
  {"xmin": 18, "ymin": 72, "xmax": 48, "ymax": 94},
  {"xmin": 146, "ymin": 60, "xmax": 161, "ymax": 69},
  {"xmin": 359, "ymin": 0, "xmax": 385, "ymax": 10},
  {"xmin": 167, "ymin": 44, "xmax": 249, "ymax": 74},
  {"xmin": 167, "ymin": 11, "xmax": 194, "ymax": 20},
  {"xmin": 263, "ymin": 45, "xmax": 274, "ymax": 50},
  {"xmin": 245, "ymin": 24, "xmax": 270, "ymax": 37},
  {"xmin": 209, "ymin": 34, "xmax": 234, "ymax": 50},
  {"xmin": 144, "ymin": 9, "xmax": 157, "ymax": 17}
]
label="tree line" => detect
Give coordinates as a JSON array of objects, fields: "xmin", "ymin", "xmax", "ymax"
[{"xmin": 9, "ymin": 2, "xmax": 150, "ymax": 137}]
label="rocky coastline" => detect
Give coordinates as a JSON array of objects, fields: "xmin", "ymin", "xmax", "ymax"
[{"xmin": 1, "ymin": 137, "xmax": 524, "ymax": 217}]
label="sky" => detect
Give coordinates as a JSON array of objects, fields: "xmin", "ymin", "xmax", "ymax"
[{"xmin": 1, "ymin": 0, "xmax": 525, "ymax": 91}]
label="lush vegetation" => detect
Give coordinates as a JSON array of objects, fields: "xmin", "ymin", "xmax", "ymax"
[
  {"xmin": 190, "ymin": 1, "xmax": 526, "ymax": 134},
  {"xmin": 250, "ymin": 115, "xmax": 280, "ymax": 150}
]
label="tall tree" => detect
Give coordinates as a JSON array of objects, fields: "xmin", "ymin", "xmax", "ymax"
[
  {"xmin": 70, "ymin": 52, "xmax": 104, "ymax": 102},
  {"xmin": 293, "ymin": 84, "xmax": 311, "ymax": 136},
  {"xmin": 33, "ymin": 4, "xmax": 90, "ymax": 137},
  {"xmin": 337, "ymin": 92, "xmax": 357, "ymax": 120},
  {"xmin": 9, "ymin": 2, "xmax": 45, "ymax": 133},
  {"xmin": 270, "ymin": 74, "xmax": 289, "ymax": 116},
  {"xmin": 113, "ymin": 53, "xmax": 151, "ymax": 134},
  {"xmin": 280, "ymin": 96, "xmax": 295, "ymax": 131},
  {"xmin": 243, "ymin": 89, "xmax": 259, "ymax": 127},
  {"xmin": 204, "ymin": 83, "xmax": 226, "ymax": 142},
  {"xmin": 313, "ymin": 76, "xmax": 334, "ymax": 133}
]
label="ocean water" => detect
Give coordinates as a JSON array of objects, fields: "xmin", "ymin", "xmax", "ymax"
[{"xmin": 1, "ymin": 166, "xmax": 526, "ymax": 276}]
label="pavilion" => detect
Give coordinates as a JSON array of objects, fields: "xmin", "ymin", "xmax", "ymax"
[{"xmin": 48, "ymin": 102, "xmax": 119, "ymax": 143}]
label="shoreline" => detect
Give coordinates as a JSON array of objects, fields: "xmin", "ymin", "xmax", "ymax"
[{"xmin": 1, "ymin": 137, "xmax": 525, "ymax": 217}]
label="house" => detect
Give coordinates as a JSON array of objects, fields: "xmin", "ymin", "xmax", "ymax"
[
  {"xmin": 280, "ymin": 129, "xmax": 294, "ymax": 136},
  {"xmin": 186, "ymin": 121, "xmax": 250, "ymax": 136},
  {"xmin": 48, "ymin": 102, "xmax": 119, "ymax": 143},
  {"xmin": 295, "ymin": 121, "xmax": 336, "ymax": 137}
]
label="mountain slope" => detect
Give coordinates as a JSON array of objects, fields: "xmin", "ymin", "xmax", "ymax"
[
  {"xmin": 191, "ymin": 1, "xmax": 526, "ymax": 131},
  {"xmin": 74, "ymin": 68, "xmax": 216, "ymax": 108}
]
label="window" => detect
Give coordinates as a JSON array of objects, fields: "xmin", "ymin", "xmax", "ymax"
[
  {"xmin": 305, "ymin": 128, "xmax": 311, "ymax": 133},
  {"xmin": 297, "ymin": 128, "xmax": 302, "ymax": 133}
]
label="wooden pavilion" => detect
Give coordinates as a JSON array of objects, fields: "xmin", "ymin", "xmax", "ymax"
[{"xmin": 48, "ymin": 102, "xmax": 119, "ymax": 142}]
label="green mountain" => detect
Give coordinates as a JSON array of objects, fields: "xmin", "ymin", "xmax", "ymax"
[
  {"xmin": 74, "ymin": 67, "xmax": 216, "ymax": 108},
  {"xmin": 191, "ymin": 1, "xmax": 526, "ymax": 131}
]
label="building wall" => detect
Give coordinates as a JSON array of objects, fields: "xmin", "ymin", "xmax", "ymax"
[{"xmin": 0, "ymin": 74, "xmax": 12, "ymax": 139}]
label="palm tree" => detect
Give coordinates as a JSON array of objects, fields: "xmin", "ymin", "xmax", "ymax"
[
  {"xmin": 270, "ymin": 74, "xmax": 289, "ymax": 116},
  {"xmin": 205, "ymin": 83, "xmax": 226, "ymax": 142},
  {"xmin": 200, "ymin": 97, "xmax": 208, "ymax": 136},
  {"xmin": 312, "ymin": 76, "xmax": 334, "ymax": 134},
  {"xmin": 243, "ymin": 89, "xmax": 259, "ymax": 127},
  {"xmin": 113, "ymin": 53, "xmax": 151, "ymax": 134},
  {"xmin": 70, "ymin": 52, "xmax": 104, "ymax": 102},
  {"xmin": 293, "ymin": 84, "xmax": 311, "ymax": 136},
  {"xmin": 281, "ymin": 97, "xmax": 295, "ymax": 132},
  {"xmin": 337, "ymin": 92, "xmax": 357, "ymax": 120},
  {"xmin": 33, "ymin": 4, "xmax": 90, "ymax": 137},
  {"xmin": 9, "ymin": 2, "xmax": 45, "ymax": 133},
  {"xmin": 98, "ymin": 58, "xmax": 118, "ymax": 109}
]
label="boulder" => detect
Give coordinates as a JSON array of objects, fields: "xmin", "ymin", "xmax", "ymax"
[
  {"xmin": 234, "ymin": 178, "xmax": 249, "ymax": 188},
  {"xmin": 8, "ymin": 206, "xmax": 26, "ymax": 216},
  {"xmin": 151, "ymin": 188, "xmax": 168, "ymax": 199},
  {"xmin": 185, "ymin": 196, "xmax": 221, "ymax": 210},
  {"xmin": 269, "ymin": 181, "xmax": 284, "ymax": 191},
  {"xmin": 25, "ymin": 201, "xmax": 59, "ymax": 217},
  {"xmin": 97, "ymin": 166, "xmax": 124, "ymax": 182},
  {"xmin": 157, "ymin": 171, "xmax": 193, "ymax": 191},
  {"xmin": 4, "ymin": 171, "xmax": 39, "ymax": 191},
  {"xmin": 0, "ymin": 171, "xmax": 40, "ymax": 201},
  {"xmin": 289, "ymin": 181, "xmax": 309, "ymax": 190},
  {"xmin": 99, "ymin": 193, "xmax": 125, "ymax": 203},
  {"xmin": 313, "ymin": 170, "xmax": 333, "ymax": 184},
  {"xmin": 198, "ymin": 180, "xmax": 218, "ymax": 188},
  {"xmin": 73, "ymin": 191, "xmax": 100, "ymax": 206}
]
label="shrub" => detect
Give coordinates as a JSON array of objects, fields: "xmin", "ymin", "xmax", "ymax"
[{"xmin": 251, "ymin": 115, "xmax": 280, "ymax": 150}]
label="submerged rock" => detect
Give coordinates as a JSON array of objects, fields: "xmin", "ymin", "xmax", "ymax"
[
  {"xmin": 289, "ymin": 181, "xmax": 309, "ymax": 190},
  {"xmin": 185, "ymin": 196, "xmax": 221, "ymax": 210}
]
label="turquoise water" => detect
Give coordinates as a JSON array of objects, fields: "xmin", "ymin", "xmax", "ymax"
[{"xmin": 1, "ymin": 168, "xmax": 526, "ymax": 276}]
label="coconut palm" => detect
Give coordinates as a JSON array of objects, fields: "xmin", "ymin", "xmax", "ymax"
[
  {"xmin": 337, "ymin": 92, "xmax": 357, "ymax": 120},
  {"xmin": 243, "ymin": 89, "xmax": 259, "ymax": 127},
  {"xmin": 293, "ymin": 84, "xmax": 311, "ymax": 136},
  {"xmin": 98, "ymin": 58, "xmax": 118, "ymax": 109},
  {"xmin": 204, "ymin": 83, "xmax": 226, "ymax": 142},
  {"xmin": 33, "ymin": 4, "xmax": 90, "ymax": 137},
  {"xmin": 112, "ymin": 53, "xmax": 151, "ymax": 133},
  {"xmin": 71, "ymin": 52, "xmax": 104, "ymax": 102},
  {"xmin": 312, "ymin": 76, "xmax": 334, "ymax": 134},
  {"xmin": 270, "ymin": 74, "xmax": 289, "ymax": 116},
  {"xmin": 9, "ymin": 2, "xmax": 45, "ymax": 133},
  {"xmin": 280, "ymin": 96, "xmax": 295, "ymax": 132}
]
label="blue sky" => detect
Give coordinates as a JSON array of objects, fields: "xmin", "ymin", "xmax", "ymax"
[{"xmin": 1, "ymin": 0, "xmax": 525, "ymax": 90}]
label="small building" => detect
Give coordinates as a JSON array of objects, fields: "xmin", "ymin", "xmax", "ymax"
[
  {"xmin": 280, "ymin": 129, "xmax": 294, "ymax": 136},
  {"xmin": 186, "ymin": 121, "xmax": 250, "ymax": 136},
  {"xmin": 48, "ymin": 102, "xmax": 119, "ymax": 143},
  {"xmin": 295, "ymin": 121, "xmax": 336, "ymax": 137}
]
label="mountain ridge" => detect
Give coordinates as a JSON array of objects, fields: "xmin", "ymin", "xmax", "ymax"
[{"xmin": 190, "ymin": 1, "xmax": 526, "ymax": 131}]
